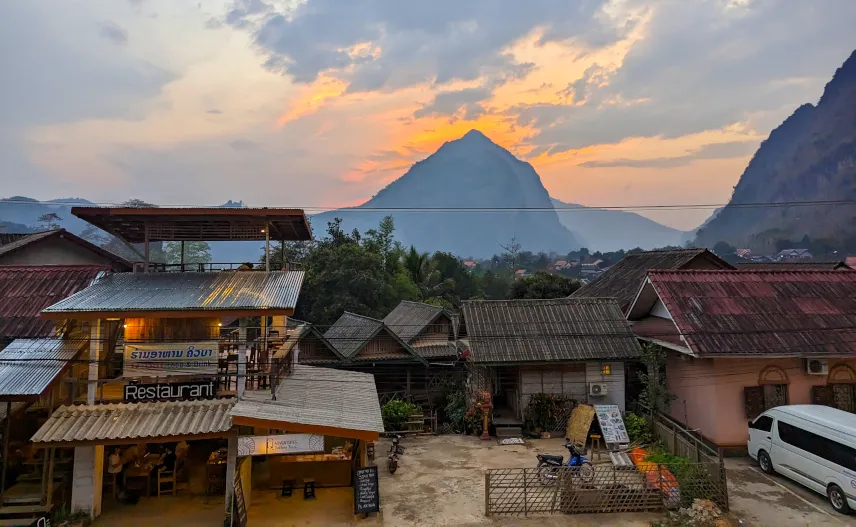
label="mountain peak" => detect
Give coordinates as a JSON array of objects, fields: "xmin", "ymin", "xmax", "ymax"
[{"xmin": 459, "ymin": 129, "xmax": 493, "ymax": 144}]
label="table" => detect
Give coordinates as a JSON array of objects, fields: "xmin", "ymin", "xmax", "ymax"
[{"xmin": 124, "ymin": 454, "xmax": 162, "ymax": 497}]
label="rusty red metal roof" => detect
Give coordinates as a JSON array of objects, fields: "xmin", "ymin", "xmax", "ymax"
[
  {"xmin": 0, "ymin": 266, "xmax": 108, "ymax": 339},
  {"xmin": 647, "ymin": 270, "xmax": 856, "ymax": 357}
]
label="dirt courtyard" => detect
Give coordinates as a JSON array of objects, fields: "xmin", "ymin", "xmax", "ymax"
[{"xmin": 364, "ymin": 434, "xmax": 660, "ymax": 527}]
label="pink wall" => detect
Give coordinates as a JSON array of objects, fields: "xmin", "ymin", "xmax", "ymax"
[{"xmin": 667, "ymin": 356, "xmax": 856, "ymax": 447}]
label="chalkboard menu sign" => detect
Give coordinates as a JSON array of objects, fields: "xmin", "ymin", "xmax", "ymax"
[
  {"xmin": 594, "ymin": 404, "xmax": 630, "ymax": 445},
  {"xmin": 232, "ymin": 474, "xmax": 248, "ymax": 527},
  {"xmin": 353, "ymin": 466, "xmax": 380, "ymax": 515}
]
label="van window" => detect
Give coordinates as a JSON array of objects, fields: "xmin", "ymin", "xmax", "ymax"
[
  {"xmin": 777, "ymin": 421, "xmax": 856, "ymax": 471},
  {"xmin": 752, "ymin": 415, "xmax": 773, "ymax": 432}
]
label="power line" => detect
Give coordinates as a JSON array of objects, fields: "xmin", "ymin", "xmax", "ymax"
[{"xmin": 3, "ymin": 197, "xmax": 856, "ymax": 213}]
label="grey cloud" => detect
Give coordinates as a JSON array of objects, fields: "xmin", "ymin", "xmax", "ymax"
[
  {"xmin": 413, "ymin": 87, "xmax": 492, "ymax": 119},
  {"xmin": 230, "ymin": 0, "xmax": 630, "ymax": 92},
  {"xmin": 517, "ymin": 0, "xmax": 856, "ymax": 153},
  {"xmin": 224, "ymin": 0, "xmax": 271, "ymax": 28},
  {"xmin": 99, "ymin": 21, "xmax": 129, "ymax": 46},
  {"xmin": 206, "ymin": 109, "xmax": 223, "ymax": 114},
  {"xmin": 579, "ymin": 140, "xmax": 761, "ymax": 168}
]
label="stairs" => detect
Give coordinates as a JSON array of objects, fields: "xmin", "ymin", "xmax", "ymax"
[{"xmin": 495, "ymin": 426, "xmax": 523, "ymax": 438}]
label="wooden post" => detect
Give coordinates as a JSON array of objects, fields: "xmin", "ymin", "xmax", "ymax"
[
  {"xmin": 280, "ymin": 241, "xmax": 285, "ymax": 271},
  {"xmin": 265, "ymin": 223, "xmax": 270, "ymax": 272},
  {"xmin": 484, "ymin": 472, "xmax": 490, "ymax": 516},
  {"xmin": 143, "ymin": 225, "xmax": 150, "ymax": 273},
  {"xmin": 406, "ymin": 368, "xmax": 411, "ymax": 398},
  {"xmin": 180, "ymin": 241, "xmax": 185, "ymax": 271},
  {"xmin": 523, "ymin": 468, "xmax": 528, "ymax": 516},
  {"xmin": 0, "ymin": 401, "xmax": 11, "ymax": 503},
  {"xmin": 45, "ymin": 448, "xmax": 56, "ymax": 508}
]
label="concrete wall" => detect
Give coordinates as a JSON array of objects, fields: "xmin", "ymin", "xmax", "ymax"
[
  {"xmin": 71, "ymin": 446, "xmax": 104, "ymax": 518},
  {"xmin": 667, "ymin": 356, "xmax": 856, "ymax": 447},
  {"xmin": 517, "ymin": 361, "xmax": 627, "ymax": 418},
  {"xmin": 0, "ymin": 236, "xmax": 116, "ymax": 267}
]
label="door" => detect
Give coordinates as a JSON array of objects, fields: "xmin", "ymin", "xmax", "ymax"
[{"xmin": 749, "ymin": 414, "xmax": 774, "ymax": 459}]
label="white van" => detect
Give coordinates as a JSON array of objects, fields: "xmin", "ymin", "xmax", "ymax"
[{"xmin": 748, "ymin": 405, "xmax": 856, "ymax": 514}]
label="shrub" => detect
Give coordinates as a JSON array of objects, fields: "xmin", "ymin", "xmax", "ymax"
[
  {"xmin": 381, "ymin": 399, "xmax": 418, "ymax": 431},
  {"xmin": 523, "ymin": 393, "xmax": 576, "ymax": 432},
  {"xmin": 464, "ymin": 407, "xmax": 485, "ymax": 435},
  {"xmin": 625, "ymin": 412, "xmax": 656, "ymax": 445},
  {"xmin": 443, "ymin": 390, "xmax": 468, "ymax": 433}
]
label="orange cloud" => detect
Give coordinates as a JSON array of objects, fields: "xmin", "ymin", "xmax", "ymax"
[{"xmin": 277, "ymin": 76, "xmax": 348, "ymax": 125}]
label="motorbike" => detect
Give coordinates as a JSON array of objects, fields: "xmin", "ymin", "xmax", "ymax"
[
  {"xmin": 387, "ymin": 434, "xmax": 404, "ymax": 474},
  {"xmin": 536, "ymin": 439, "xmax": 595, "ymax": 484}
]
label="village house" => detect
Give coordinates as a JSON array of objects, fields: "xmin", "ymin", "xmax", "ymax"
[
  {"xmin": 14, "ymin": 207, "xmax": 383, "ymax": 526},
  {"xmin": 572, "ymin": 248, "xmax": 733, "ymax": 313},
  {"xmin": 626, "ymin": 269, "xmax": 856, "ymax": 452},
  {"xmin": 459, "ymin": 298, "xmax": 642, "ymax": 426},
  {"xmin": 775, "ymin": 248, "xmax": 813, "ymax": 261},
  {"xmin": 0, "ymin": 229, "xmax": 131, "ymax": 271},
  {"xmin": 734, "ymin": 260, "xmax": 851, "ymax": 270}
]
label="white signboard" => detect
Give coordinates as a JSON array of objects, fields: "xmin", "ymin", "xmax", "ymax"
[
  {"xmin": 237, "ymin": 434, "xmax": 325, "ymax": 457},
  {"xmin": 123, "ymin": 341, "xmax": 218, "ymax": 378},
  {"xmin": 594, "ymin": 405, "xmax": 630, "ymax": 445}
]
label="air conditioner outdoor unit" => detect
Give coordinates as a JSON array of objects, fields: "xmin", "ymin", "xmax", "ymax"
[
  {"xmin": 805, "ymin": 359, "xmax": 829, "ymax": 375},
  {"xmin": 589, "ymin": 383, "xmax": 608, "ymax": 397}
]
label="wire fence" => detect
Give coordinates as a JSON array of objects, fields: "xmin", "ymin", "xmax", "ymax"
[{"xmin": 485, "ymin": 461, "xmax": 727, "ymax": 516}]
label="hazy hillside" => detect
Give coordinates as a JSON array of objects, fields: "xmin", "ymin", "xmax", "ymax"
[
  {"xmin": 695, "ymin": 49, "xmax": 856, "ymax": 251},
  {"xmin": 551, "ymin": 198, "xmax": 687, "ymax": 251},
  {"xmin": 312, "ymin": 130, "xmax": 579, "ymax": 257}
]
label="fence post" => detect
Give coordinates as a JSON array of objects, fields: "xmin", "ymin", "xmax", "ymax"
[
  {"xmin": 719, "ymin": 458, "xmax": 729, "ymax": 512},
  {"xmin": 672, "ymin": 424, "xmax": 677, "ymax": 454},
  {"xmin": 523, "ymin": 469, "xmax": 529, "ymax": 516},
  {"xmin": 484, "ymin": 471, "xmax": 490, "ymax": 516},
  {"xmin": 657, "ymin": 464, "xmax": 664, "ymax": 509}
]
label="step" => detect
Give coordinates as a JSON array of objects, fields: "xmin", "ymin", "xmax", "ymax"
[{"xmin": 495, "ymin": 427, "xmax": 523, "ymax": 437}]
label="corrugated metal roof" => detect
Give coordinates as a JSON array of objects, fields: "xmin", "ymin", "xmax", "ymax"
[
  {"xmin": 409, "ymin": 337, "xmax": 460, "ymax": 359},
  {"xmin": 0, "ymin": 339, "xmax": 86, "ymax": 398},
  {"xmin": 572, "ymin": 249, "xmax": 732, "ymax": 311},
  {"xmin": 645, "ymin": 270, "xmax": 856, "ymax": 358},
  {"xmin": 31, "ymin": 399, "xmax": 235, "ymax": 445},
  {"xmin": 323, "ymin": 312, "xmax": 384, "ymax": 358},
  {"xmin": 0, "ymin": 231, "xmax": 59, "ymax": 257},
  {"xmin": 0, "ymin": 233, "xmax": 37, "ymax": 246},
  {"xmin": 0, "ymin": 266, "xmax": 108, "ymax": 339},
  {"xmin": 43, "ymin": 271, "xmax": 304, "ymax": 315},
  {"xmin": 734, "ymin": 261, "xmax": 851, "ymax": 270},
  {"xmin": 383, "ymin": 301, "xmax": 445, "ymax": 343},
  {"xmin": 232, "ymin": 365, "xmax": 384, "ymax": 436},
  {"xmin": 461, "ymin": 298, "xmax": 641, "ymax": 364}
]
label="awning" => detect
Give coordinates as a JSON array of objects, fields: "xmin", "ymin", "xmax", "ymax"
[
  {"xmin": 0, "ymin": 339, "xmax": 86, "ymax": 400},
  {"xmin": 231, "ymin": 365, "xmax": 384, "ymax": 441},
  {"xmin": 31, "ymin": 399, "xmax": 235, "ymax": 447}
]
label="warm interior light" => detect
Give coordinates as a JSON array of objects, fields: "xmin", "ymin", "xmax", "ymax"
[
  {"xmin": 601, "ymin": 364, "xmax": 611, "ymax": 375},
  {"xmin": 218, "ymin": 322, "xmax": 223, "ymax": 327},
  {"xmin": 123, "ymin": 324, "xmax": 128, "ymax": 328},
  {"xmin": 261, "ymin": 229, "xmax": 266, "ymax": 233}
]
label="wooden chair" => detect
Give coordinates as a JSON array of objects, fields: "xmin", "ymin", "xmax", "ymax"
[
  {"xmin": 157, "ymin": 469, "xmax": 176, "ymax": 497},
  {"xmin": 225, "ymin": 354, "xmax": 238, "ymax": 391}
]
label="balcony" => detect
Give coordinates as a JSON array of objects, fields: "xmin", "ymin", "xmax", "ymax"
[{"xmin": 138, "ymin": 261, "xmax": 303, "ymax": 273}]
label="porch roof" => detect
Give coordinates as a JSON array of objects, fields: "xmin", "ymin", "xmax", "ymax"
[
  {"xmin": 460, "ymin": 298, "xmax": 641, "ymax": 364},
  {"xmin": 41, "ymin": 270, "xmax": 304, "ymax": 319},
  {"xmin": 30, "ymin": 398, "xmax": 235, "ymax": 447},
  {"xmin": 0, "ymin": 338, "xmax": 86, "ymax": 400},
  {"xmin": 231, "ymin": 365, "xmax": 384, "ymax": 441}
]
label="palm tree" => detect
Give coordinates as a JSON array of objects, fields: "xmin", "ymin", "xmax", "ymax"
[{"xmin": 404, "ymin": 246, "xmax": 429, "ymax": 285}]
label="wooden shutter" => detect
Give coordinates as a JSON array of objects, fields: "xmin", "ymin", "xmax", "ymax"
[
  {"xmin": 811, "ymin": 385, "xmax": 834, "ymax": 406},
  {"xmin": 744, "ymin": 386, "xmax": 765, "ymax": 419}
]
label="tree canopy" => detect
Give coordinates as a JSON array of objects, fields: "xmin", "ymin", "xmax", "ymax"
[{"xmin": 509, "ymin": 271, "xmax": 581, "ymax": 300}]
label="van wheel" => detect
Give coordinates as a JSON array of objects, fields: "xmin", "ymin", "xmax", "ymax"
[
  {"xmin": 828, "ymin": 484, "xmax": 851, "ymax": 514},
  {"xmin": 758, "ymin": 451, "xmax": 774, "ymax": 474}
]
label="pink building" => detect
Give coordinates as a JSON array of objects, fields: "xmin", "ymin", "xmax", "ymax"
[{"xmin": 627, "ymin": 269, "xmax": 856, "ymax": 450}]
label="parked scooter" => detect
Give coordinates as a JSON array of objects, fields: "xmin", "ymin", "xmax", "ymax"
[
  {"xmin": 387, "ymin": 434, "xmax": 404, "ymax": 474},
  {"xmin": 536, "ymin": 438, "xmax": 595, "ymax": 483}
]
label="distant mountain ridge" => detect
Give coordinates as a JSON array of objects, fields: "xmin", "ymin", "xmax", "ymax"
[
  {"xmin": 550, "ymin": 198, "xmax": 688, "ymax": 252},
  {"xmin": 695, "ymin": 49, "xmax": 856, "ymax": 251},
  {"xmin": 311, "ymin": 130, "xmax": 580, "ymax": 257}
]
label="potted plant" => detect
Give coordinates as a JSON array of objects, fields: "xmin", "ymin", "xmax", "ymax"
[{"xmin": 67, "ymin": 508, "xmax": 91, "ymax": 527}]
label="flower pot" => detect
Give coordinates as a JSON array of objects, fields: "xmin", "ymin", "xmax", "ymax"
[{"xmin": 540, "ymin": 431, "xmax": 552, "ymax": 439}]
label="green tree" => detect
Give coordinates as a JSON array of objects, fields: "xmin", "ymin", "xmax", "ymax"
[
  {"xmin": 638, "ymin": 343, "xmax": 675, "ymax": 414},
  {"xmin": 712, "ymin": 241, "xmax": 736, "ymax": 256},
  {"xmin": 480, "ymin": 269, "xmax": 512, "ymax": 300},
  {"xmin": 165, "ymin": 241, "xmax": 213, "ymax": 265},
  {"xmin": 404, "ymin": 246, "xmax": 429, "ymax": 285},
  {"xmin": 37, "ymin": 213, "xmax": 62, "ymax": 230},
  {"xmin": 508, "ymin": 271, "xmax": 581, "ymax": 299}
]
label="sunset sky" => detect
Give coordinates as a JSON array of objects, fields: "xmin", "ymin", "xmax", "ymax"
[{"xmin": 2, "ymin": 0, "xmax": 855, "ymax": 230}]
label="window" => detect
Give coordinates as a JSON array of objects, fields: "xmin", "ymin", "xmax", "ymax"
[
  {"xmin": 751, "ymin": 415, "xmax": 773, "ymax": 432},
  {"xmin": 777, "ymin": 421, "xmax": 856, "ymax": 471},
  {"xmin": 744, "ymin": 384, "xmax": 789, "ymax": 418}
]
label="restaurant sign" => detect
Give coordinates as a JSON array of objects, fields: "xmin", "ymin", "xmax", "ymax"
[
  {"xmin": 237, "ymin": 434, "xmax": 325, "ymax": 457},
  {"xmin": 124, "ymin": 380, "xmax": 216, "ymax": 403},
  {"xmin": 123, "ymin": 341, "xmax": 218, "ymax": 378}
]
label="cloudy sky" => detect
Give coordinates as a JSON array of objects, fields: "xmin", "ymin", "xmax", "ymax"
[{"xmin": 1, "ymin": 0, "xmax": 854, "ymax": 229}]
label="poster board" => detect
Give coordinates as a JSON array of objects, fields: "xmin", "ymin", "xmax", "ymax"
[
  {"xmin": 232, "ymin": 464, "xmax": 248, "ymax": 527},
  {"xmin": 123, "ymin": 341, "xmax": 218, "ymax": 378},
  {"xmin": 566, "ymin": 404, "xmax": 596, "ymax": 449},
  {"xmin": 237, "ymin": 434, "xmax": 325, "ymax": 457},
  {"xmin": 594, "ymin": 404, "xmax": 630, "ymax": 445},
  {"xmin": 353, "ymin": 466, "xmax": 380, "ymax": 515}
]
